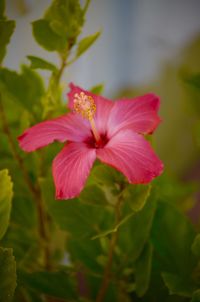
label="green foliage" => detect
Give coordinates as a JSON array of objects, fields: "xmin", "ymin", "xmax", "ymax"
[
  {"xmin": 0, "ymin": 66, "xmax": 44, "ymax": 118},
  {"xmin": 135, "ymin": 242, "xmax": 153, "ymax": 297},
  {"xmin": 0, "ymin": 247, "xmax": 16, "ymax": 302},
  {"xmin": 19, "ymin": 270, "xmax": 78, "ymax": 301},
  {"xmin": 0, "ymin": 0, "xmax": 199, "ymax": 301},
  {"xmin": 32, "ymin": 0, "xmax": 84, "ymax": 53},
  {"xmin": 27, "ymin": 55, "xmax": 57, "ymax": 72},
  {"xmin": 76, "ymin": 32, "xmax": 101, "ymax": 57},
  {"xmin": 0, "ymin": 169, "xmax": 13, "ymax": 240},
  {"xmin": 90, "ymin": 83, "xmax": 104, "ymax": 95},
  {"xmin": 124, "ymin": 184, "xmax": 151, "ymax": 212},
  {"xmin": 0, "ymin": 20, "xmax": 15, "ymax": 64}
]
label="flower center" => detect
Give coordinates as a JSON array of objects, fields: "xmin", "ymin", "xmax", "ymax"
[{"xmin": 73, "ymin": 92, "xmax": 100, "ymax": 143}]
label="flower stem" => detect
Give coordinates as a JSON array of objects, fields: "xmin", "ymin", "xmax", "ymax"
[
  {"xmin": 95, "ymin": 195, "xmax": 123, "ymax": 302},
  {"xmin": 0, "ymin": 94, "xmax": 50, "ymax": 269}
]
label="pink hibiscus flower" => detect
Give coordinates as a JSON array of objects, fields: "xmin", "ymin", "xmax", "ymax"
[{"xmin": 18, "ymin": 83, "xmax": 164, "ymax": 199}]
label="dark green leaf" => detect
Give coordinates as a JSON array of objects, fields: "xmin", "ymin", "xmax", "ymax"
[
  {"xmin": 135, "ymin": 242, "xmax": 153, "ymax": 297},
  {"xmin": 67, "ymin": 237, "xmax": 103, "ymax": 273},
  {"xmin": 192, "ymin": 234, "xmax": 200, "ymax": 258},
  {"xmin": 0, "ymin": 247, "xmax": 16, "ymax": 302},
  {"xmin": 89, "ymin": 163, "xmax": 124, "ymax": 188},
  {"xmin": 79, "ymin": 185, "xmax": 108, "ymax": 206},
  {"xmin": 32, "ymin": 19, "xmax": 66, "ymax": 51},
  {"xmin": 76, "ymin": 32, "xmax": 101, "ymax": 57},
  {"xmin": 27, "ymin": 55, "xmax": 57, "ymax": 71},
  {"xmin": 124, "ymin": 184, "xmax": 151, "ymax": 212},
  {"xmin": 162, "ymin": 273, "xmax": 195, "ymax": 297},
  {"xmin": 0, "ymin": 169, "xmax": 13, "ymax": 240},
  {"xmin": 0, "ymin": 20, "xmax": 15, "ymax": 64},
  {"xmin": 192, "ymin": 289, "xmax": 200, "ymax": 302},
  {"xmin": 184, "ymin": 73, "xmax": 200, "ymax": 90},
  {"xmin": 0, "ymin": 0, "xmax": 5, "ymax": 18},
  {"xmin": 19, "ymin": 270, "xmax": 77, "ymax": 300},
  {"xmin": 118, "ymin": 192, "xmax": 157, "ymax": 262},
  {"xmin": 41, "ymin": 177, "xmax": 113, "ymax": 239},
  {"xmin": 0, "ymin": 66, "xmax": 44, "ymax": 115},
  {"xmin": 151, "ymin": 201, "xmax": 196, "ymax": 276}
]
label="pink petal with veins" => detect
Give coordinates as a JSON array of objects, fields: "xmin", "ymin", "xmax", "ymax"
[
  {"xmin": 53, "ymin": 142, "xmax": 96, "ymax": 199},
  {"xmin": 67, "ymin": 83, "xmax": 113, "ymax": 134},
  {"xmin": 97, "ymin": 129, "xmax": 163, "ymax": 184},
  {"xmin": 107, "ymin": 94, "xmax": 161, "ymax": 137},
  {"xmin": 18, "ymin": 113, "xmax": 91, "ymax": 152}
]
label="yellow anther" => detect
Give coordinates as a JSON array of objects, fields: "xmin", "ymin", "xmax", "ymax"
[
  {"xmin": 73, "ymin": 92, "xmax": 100, "ymax": 142},
  {"xmin": 73, "ymin": 92, "xmax": 96, "ymax": 120}
]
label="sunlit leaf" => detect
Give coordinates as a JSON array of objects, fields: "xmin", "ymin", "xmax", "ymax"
[
  {"xmin": 0, "ymin": 247, "xmax": 16, "ymax": 302},
  {"xmin": 32, "ymin": 19, "xmax": 66, "ymax": 51},
  {"xmin": 76, "ymin": 32, "xmax": 101, "ymax": 57},
  {"xmin": 27, "ymin": 55, "xmax": 57, "ymax": 72},
  {"xmin": 0, "ymin": 169, "xmax": 13, "ymax": 240}
]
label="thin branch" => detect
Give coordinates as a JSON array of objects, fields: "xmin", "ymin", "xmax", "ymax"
[{"xmin": 95, "ymin": 195, "xmax": 123, "ymax": 302}]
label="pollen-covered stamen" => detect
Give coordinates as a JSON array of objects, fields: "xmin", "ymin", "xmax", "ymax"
[
  {"xmin": 74, "ymin": 92, "xmax": 96, "ymax": 119},
  {"xmin": 73, "ymin": 92, "xmax": 100, "ymax": 143}
]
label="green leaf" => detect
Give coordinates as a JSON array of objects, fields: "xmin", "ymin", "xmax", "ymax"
[
  {"xmin": 118, "ymin": 192, "xmax": 157, "ymax": 262},
  {"xmin": 90, "ymin": 83, "xmax": 104, "ymax": 95},
  {"xmin": 89, "ymin": 163, "xmax": 124, "ymax": 188},
  {"xmin": 0, "ymin": 20, "xmax": 15, "ymax": 64},
  {"xmin": 0, "ymin": 169, "xmax": 13, "ymax": 240},
  {"xmin": 76, "ymin": 32, "xmax": 101, "ymax": 57},
  {"xmin": 192, "ymin": 289, "xmax": 200, "ymax": 302},
  {"xmin": 32, "ymin": 0, "xmax": 85, "ymax": 52},
  {"xmin": 41, "ymin": 177, "xmax": 113, "ymax": 239},
  {"xmin": 19, "ymin": 270, "xmax": 77, "ymax": 300},
  {"xmin": 0, "ymin": 66, "xmax": 44, "ymax": 115},
  {"xmin": 135, "ymin": 242, "xmax": 153, "ymax": 297},
  {"xmin": 192, "ymin": 234, "xmax": 200, "ymax": 258},
  {"xmin": 91, "ymin": 211, "xmax": 135, "ymax": 240},
  {"xmin": 151, "ymin": 200, "xmax": 196, "ymax": 276},
  {"xmin": 0, "ymin": 0, "xmax": 5, "ymax": 18},
  {"xmin": 32, "ymin": 19, "xmax": 66, "ymax": 51},
  {"xmin": 0, "ymin": 247, "xmax": 17, "ymax": 302},
  {"xmin": 162, "ymin": 273, "xmax": 195, "ymax": 297},
  {"xmin": 27, "ymin": 55, "xmax": 57, "ymax": 71},
  {"xmin": 184, "ymin": 73, "xmax": 200, "ymax": 90},
  {"xmin": 44, "ymin": 0, "xmax": 84, "ymax": 40},
  {"xmin": 124, "ymin": 184, "xmax": 151, "ymax": 212},
  {"xmin": 79, "ymin": 184, "xmax": 108, "ymax": 206},
  {"xmin": 67, "ymin": 237, "xmax": 103, "ymax": 273}
]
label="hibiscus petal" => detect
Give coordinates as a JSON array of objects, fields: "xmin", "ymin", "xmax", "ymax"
[
  {"xmin": 107, "ymin": 94, "xmax": 161, "ymax": 137},
  {"xmin": 53, "ymin": 142, "xmax": 96, "ymax": 199},
  {"xmin": 67, "ymin": 83, "xmax": 113, "ymax": 134},
  {"xmin": 18, "ymin": 113, "xmax": 91, "ymax": 152},
  {"xmin": 96, "ymin": 129, "xmax": 163, "ymax": 184}
]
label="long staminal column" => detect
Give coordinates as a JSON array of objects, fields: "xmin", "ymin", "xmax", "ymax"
[{"xmin": 73, "ymin": 92, "xmax": 100, "ymax": 142}]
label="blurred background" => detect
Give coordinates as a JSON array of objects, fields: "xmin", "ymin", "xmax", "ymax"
[{"xmin": 4, "ymin": 0, "xmax": 200, "ymax": 179}]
